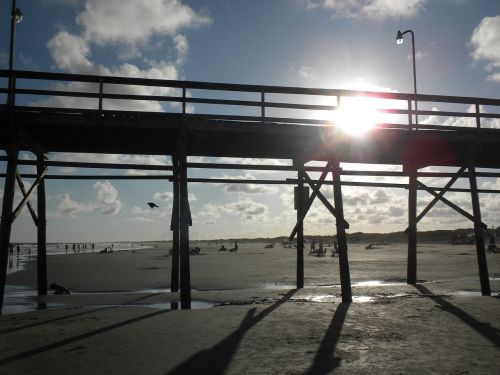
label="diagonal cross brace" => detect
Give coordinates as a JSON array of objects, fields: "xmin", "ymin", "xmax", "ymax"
[
  {"xmin": 289, "ymin": 161, "xmax": 349, "ymax": 240},
  {"xmin": 11, "ymin": 167, "xmax": 48, "ymax": 222},
  {"xmin": 15, "ymin": 172, "xmax": 38, "ymax": 227},
  {"xmin": 404, "ymin": 166, "xmax": 466, "ymax": 233},
  {"xmin": 289, "ymin": 161, "xmax": 332, "ymax": 241},
  {"xmin": 417, "ymin": 180, "xmax": 487, "ymax": 229},
  {"xmin": 303, "ymin": 172, "xmax": 350, "ymax": 229}
]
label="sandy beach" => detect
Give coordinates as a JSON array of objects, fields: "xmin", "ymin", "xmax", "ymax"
[{"xmin": 1, "ymin": 242, "xmax": 499, "ymax": 374}]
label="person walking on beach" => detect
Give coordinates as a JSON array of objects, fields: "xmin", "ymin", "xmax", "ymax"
[{"xmin": 72, "ymin": 243, "xmax": 76, "ymax": 253}]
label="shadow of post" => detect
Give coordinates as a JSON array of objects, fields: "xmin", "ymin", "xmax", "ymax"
[
  {"xmin": 167, "ymin": 289, "xmax": 297, "ymax": 375},
  {"xmin": 305, "ymin": 302, "xmax": 350, "ymax": 375},
  {"xmin": 414, "ymin": 284, "xmax": 500, "ymax": 346}
]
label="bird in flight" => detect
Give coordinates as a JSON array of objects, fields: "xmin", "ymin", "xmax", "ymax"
[{"xmin": 147, "ymin": 202, "xmax": 159, "ymax": 208}]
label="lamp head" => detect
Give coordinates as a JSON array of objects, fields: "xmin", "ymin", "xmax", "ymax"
[
  {"xmin": 396, "ymin": 30, "xmax": 404, "ymax": 45},
  {"xmin": 14, "ymin": 7, "xmax": 23, "ymax": 24}
]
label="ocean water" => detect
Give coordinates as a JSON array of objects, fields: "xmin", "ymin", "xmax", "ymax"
[{"xmin": 6, "ymin": 242, "xmax": 156, "ymax": 275}]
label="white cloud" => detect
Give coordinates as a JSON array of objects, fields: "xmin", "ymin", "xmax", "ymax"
[
  {"xmin": 40, "ymin": 1, "xmax": 211, "ymax": 111},
  {"xmin": 302, "ymin": 0, "xmax": 426, "ymax": 20},
  {"xmin": 55, "ymin": 193, "xmax": 95, "ymax": 217},
  {"xmin": 388, "ymin": 206, "xmax": 405, "ymax": 217},
  {"xmin": 195, "ymin": 198, "xmax": 268, "ymax": 222},
  {"xmin": 77, "ymin": 0, "xmax": 211, "ymax": 47},
  {"xmin": 94, "ymin": 181, "xmax": 122, "ymax": 215},
  {"xmin": 173, "ymin": 34, "xmax": 189, "ymax": 63},
  {"xmin": 48, "ymin": 31, "xmax": 94, "ymax": 73},
  {"xmin": 215, "ymin": 173, "xmax": 280, "ymax": 194},
  {"xmin": 48, "ymin": 153, "xmax": 171, "ymax": 174},
  {"xmin": 227, "ymin": 198, "xmax": 268, "ymax": 221},
  {"xmin": 153, "ymin": 191, "xmax": 174, "ymax": 202},
  {"xmin": 298, "ymin": 65, "xmax": 315, "ymax": 78},
  {"xmin": 470, "ymin": 16, "xmax": 500, "ymax": 83}
]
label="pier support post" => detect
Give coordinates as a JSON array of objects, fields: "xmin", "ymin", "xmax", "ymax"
[
  {"xmin": 294, "ymin": 160, "xmax": 305, "ymax": 289},
  {"xmin": 332, "ymin": 162, "xmax": 352, "ymax": 303},
  {"xmin": 37, "ymin": 154, "xmax": 47, "ymax": 296},
  {"xmin": 178, "ymin": 142, "xmax": 191, "ymax": 309},
  {"xmin": 407, "ymin": 168, "xmax": 417, "ymax": 285},
  {"xmin": 170, "ymin": 155, "xmax": 180, "ymax": 293},
  {"xmin": 0, "ymin": 144, "xmax": 19, "ymax": 313},
  {"xmin": 468, "ymin": 164, "xmax": 491, "ymax": 296}
]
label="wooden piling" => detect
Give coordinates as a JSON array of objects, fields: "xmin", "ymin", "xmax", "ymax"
[
  {"xmin": 0, "ymin": 145, "xmax": 19, "ymax": 313},
  {"xmin": 407, "ymin": 170, "xmax": 417, "ymax": 284},
  {"xmin": 332, "ymin": 162, "xmax": 352, "ymax": 303},
  {"xmin": 170, "ymin": 156, "xmax": 180, "ymax": 293},
  {"xmin": 468, "ymin": 165, "xmax": 491, "ymax": 296},
  {"xmin": 295, "ymin": 162, "xmax": 305, "ymax": 289},
  {"xmin": 37, "ymin": 155, "xmax": 47, "ymax": 296},
  {"xmin": 178, "ymin": 143, "xmax": 191, "ymax": 309}
]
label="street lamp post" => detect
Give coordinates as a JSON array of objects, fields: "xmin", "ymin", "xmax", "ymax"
[
  {"xmin": 8, "ymin": 0, "xmax": 23, "ymax": 106},
  {"xmin": 397, "ymin": 29, "xmax": 418, "ymax": 128},
  {"xmin": 397, "ymin": 29, "xmax": 419, "ymax": 285}
]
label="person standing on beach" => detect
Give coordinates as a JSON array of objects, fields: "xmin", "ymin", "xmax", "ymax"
[
  {"xmin": 92, "ymin": 243, "xmax": 95, "ymax": 252},
  {"xmin": 16, "ymin": 244, "xmax": 20, "ymax": 256}
]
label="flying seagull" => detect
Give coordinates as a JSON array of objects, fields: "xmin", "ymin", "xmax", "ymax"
[{"xmin": 147, "ymin": 202, "xmax": 159, "ymax": 208}]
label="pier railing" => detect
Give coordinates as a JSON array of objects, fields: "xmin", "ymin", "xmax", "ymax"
[{"xmin": 1, "ymin": 69, "xmax": 500, "ymax": 132}]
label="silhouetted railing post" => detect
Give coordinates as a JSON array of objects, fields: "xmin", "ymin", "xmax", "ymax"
[
  {"xmin": 37, "ymin": 154, "xmax": 48, "ymax": 296},
  {"xmin": 261, "ymin": 91, "xmax": 265, "ymax": 119},
  {"xmin": 0, "ymin": 144, "xmax": 19, "ymax": 313},
  {"xmin": 170, "ymin": 155, "xmax": 180, "ymax": 292},
  {"xmin": 332, "ymin": 161, "xmax": 352, "ymax": 303},
  {"xmin": 468, "ymin": 163, "xmax": 491, "ymax": 296}
]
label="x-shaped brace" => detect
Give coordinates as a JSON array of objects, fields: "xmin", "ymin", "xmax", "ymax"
[
  {"xmin": 404, "ymin": 166, "xmax": 486, "ymax": 232},
  {"xmin": 289, "ymin": 161, "xmax": 349, "ymax": 241},
  {"xmin": 11, "ymin": 166, "xmax": 48, "ymax": 223}
]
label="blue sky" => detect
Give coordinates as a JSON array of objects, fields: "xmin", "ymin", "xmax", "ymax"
[{"xmin": 1, "ymin": 0, "xmax": 500, "ymax": 242}]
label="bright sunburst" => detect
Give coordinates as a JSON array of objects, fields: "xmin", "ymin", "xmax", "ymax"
[{"xmin": 333, "ymin": 96, "xmax": 383, "ymax": 136}]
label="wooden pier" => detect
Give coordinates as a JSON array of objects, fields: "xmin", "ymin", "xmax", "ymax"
[{"xmin": 1, "ymin": 69, "xmax": 500, "ymax": 311}]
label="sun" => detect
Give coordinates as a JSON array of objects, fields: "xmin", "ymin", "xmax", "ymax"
[{"xmin": 333, "ymin": 96, "xmax": 383, "ymax": 136}]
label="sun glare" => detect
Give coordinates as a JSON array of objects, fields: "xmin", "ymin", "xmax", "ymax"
[{"xmin": 334, "ymin": 96, "xmax": 383, "ymax": 136}]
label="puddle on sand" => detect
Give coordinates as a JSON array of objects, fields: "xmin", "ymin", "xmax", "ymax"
[
  {"xmin": 81, "ymin": 300, "xmax": 218, "ymax": 311},
  {"xmin": 72, "ymin": 288, "xmax": 172, "ymax": 295},
  {"xmin": 352, "ymin": 280, "xmax": 407, "ymax": 287},
  {"xmin": 453, "ymin": 290, "xmax": 500, "ymax": 297},
  {"xmin": 3, "ymin": 285, "xmax": 217, "ymax": 315},
  {"xmin": 302, "ymin": 294, "xmax": 375, "ymax": 303},
  {"xmin": 3, "ymin": 285, "xmax": 65, "ymax": 315}
]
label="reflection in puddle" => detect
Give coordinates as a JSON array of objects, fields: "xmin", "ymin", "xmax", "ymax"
[
  {"xmin": 72, "ymin": 288, "xmax": 172, "ymax": 295},
  {"xmin": 3, "ymin": 285, "xmax": 217, "ymax": 315},
  {"xmin": 453, "ymin": 290, "xmax": 500, "ymax": 297},
  {"xmin": 303, "ymin": 294, "xmax": 375, "ymax": 303},
  {"xmin": 352, "ymin": 296, "xmax": 375, "ymax": 303},
  {"xmin": 353, "ymin": 280, "xmax": 406, "ymax": 287},
  {"xmin": 3, "ymin": 286, "xmax": 66, "ymax": 315}
]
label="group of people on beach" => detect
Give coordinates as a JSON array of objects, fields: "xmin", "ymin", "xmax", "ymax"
[
  {"xmin": 309, "ymin": 240, "xmax": 339, "ymax": 257},
  {"xmin": 65, "ymin": 243, "xmax": 98, "ymax": 254},
  {"xmin": 218, "ymin": 241, "xmax": 238, "ymax": 252}
]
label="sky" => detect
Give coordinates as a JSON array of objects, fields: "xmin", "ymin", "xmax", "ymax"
[{"xmin": 1, "ymin": 0, "xmax": 500, "ymax": 242}]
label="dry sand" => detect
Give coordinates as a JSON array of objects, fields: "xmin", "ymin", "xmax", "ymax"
[{"xmin": 1, "ymin": 242, "xmax": 499, "ymax": 374}]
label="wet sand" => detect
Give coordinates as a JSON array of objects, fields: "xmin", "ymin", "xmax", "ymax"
[{"xmin": 1, "ymin": 242, "xmax": 499, "ymax": 374}]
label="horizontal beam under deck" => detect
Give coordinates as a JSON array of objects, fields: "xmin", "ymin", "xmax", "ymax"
[{"xmin": 2, "ymin": 109, "xmax": 500, "ymax": 168}]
